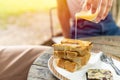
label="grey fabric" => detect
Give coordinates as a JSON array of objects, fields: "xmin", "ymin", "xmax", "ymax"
[{"xmin": 0, "ymin": 45, "xmax": 50, "ymax": 80}]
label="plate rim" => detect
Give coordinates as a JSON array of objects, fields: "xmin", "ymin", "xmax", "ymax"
[
  {"xmin": 48, "ymin": 53, "xmax": 120, "ymax": 80},
  {"xmin": 48, "ymin": 55, "xmax": 69, "ymax": 80}
]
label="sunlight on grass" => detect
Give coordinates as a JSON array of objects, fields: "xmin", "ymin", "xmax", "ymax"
[{"xmin": 0, "ymin": 0, "xmax": 57, "ymax": 18}]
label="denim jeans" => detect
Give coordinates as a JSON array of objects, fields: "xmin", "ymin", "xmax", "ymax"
[{"xmin": 71, "ymin": 13, "xmax": 120, "ymax": 39}]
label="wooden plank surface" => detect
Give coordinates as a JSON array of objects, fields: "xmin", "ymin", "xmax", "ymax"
[{"xmin": 82, "ymin": 36, "xmax": 120, "ymax": 60}]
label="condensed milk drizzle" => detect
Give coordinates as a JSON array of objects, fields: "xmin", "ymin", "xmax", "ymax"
[{"xmin": 75, "ymin": 17, "xmax": 77, "ymax": 40}]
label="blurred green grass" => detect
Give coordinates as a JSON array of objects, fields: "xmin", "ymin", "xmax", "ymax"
[{"xmin": 0, "ymin": 0, "xmax": 56, "ymax": 18}]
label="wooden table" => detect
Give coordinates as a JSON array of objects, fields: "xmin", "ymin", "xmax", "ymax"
[{"xmin": 27, "ymin": 36, "xmax": 120, "ymax": 80}]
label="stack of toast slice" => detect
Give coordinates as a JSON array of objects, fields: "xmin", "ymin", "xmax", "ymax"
[{"xmin": 52, "ymin": 39, "xmax": 92, "ymax": 72}]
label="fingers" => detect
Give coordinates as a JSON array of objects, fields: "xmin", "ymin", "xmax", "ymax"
[
  {"xmin": 96, "ymin": 0, "xmax": 107, "ymax": 22},
  {"xmin": 86, "ymin": 0, "xmax": 101, "ymax": 13},
  {"xmin": 91, "ymin": 0, "xmax": 101, "ymax": 13},
  {"xmin": 102, "ymin": 0, "xmax": 113, "ymax": 19},
  {"xmin": 86, "ymin": 0, "xmax": 92, "ymax": 10},
  {"xmin": 77, "ymin": 0, "xmax": 85, "ymax": 10},
  {"xmin": 84, "ymin": 0, "xmax": 113, "ymax": 22}
]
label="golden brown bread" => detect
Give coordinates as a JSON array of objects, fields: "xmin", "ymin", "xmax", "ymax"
[
  {"xmin": 54, "ymin": 51, "xmax": 78, "ymax": 59},
  {"xmin": 56, "ymin": 53, "xmax": 91, "ymax": 72},
  {"xmin": 53, "ymin": 38, "xmax": 92, "ymax": 72},
  {"xmin": 54, "ymin": 51, "xmax": 90, "ymax": 65},
  {"xmin": 53, "ymin": 43, "xmax": 89, "ymax": 56},
  {"xmin": 61, "ymin": 39, "xmax": 92, "ymax": 52},
  {"xmin": 66, "ymin": 51, "xmax": 78, "ymax": 59},
  {"xmin": 54, "ymin": 51, "xmax": 66, "ymax": 59},
  {"xmin": 56, "ymin": 58, "xmax": 65, "ymax": 68},
  {"xmin": 56, "ymin": 58, "xmax": 78, "ymax": 72}
]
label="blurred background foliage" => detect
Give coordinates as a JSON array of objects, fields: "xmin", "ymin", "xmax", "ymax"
[
  {"xmin": 0, "ymin": 0, "xmax": 61, "ymax": 45},
  {"xmin": 0, "ymin": 0, "xmax": 119, "ymax": 45},
  {"xmin": 0, "ymin": 0, "xmax": 56, "ymax": 18}
]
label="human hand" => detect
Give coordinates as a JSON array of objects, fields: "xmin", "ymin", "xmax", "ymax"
[{"xmin": 86, "ymin": 0, "xmax": 113, "ymax": 22}]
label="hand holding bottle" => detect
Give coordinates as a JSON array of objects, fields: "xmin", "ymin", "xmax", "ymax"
[{"xmin": 76, "ymin": 0, "xmax": 113, "ymax": 23}]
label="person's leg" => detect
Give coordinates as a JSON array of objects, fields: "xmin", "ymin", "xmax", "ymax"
[
  {"xmin": 100, "ymin": 13, "xmax": 120, "ymax": 35},
  {"xmin": 70, "ymin": 19, "xmax": 102, "ymax": 39},
  {"xmin": 114, "ymin": 27, "xmax": 120, "ymax": 35},
  {"xmin": 70, "ymin": 13, "xmax": 120, "ymax": 39},
  {"xmin": 0, "ymin": 46, "xmax": 50, "ymax": 80}
]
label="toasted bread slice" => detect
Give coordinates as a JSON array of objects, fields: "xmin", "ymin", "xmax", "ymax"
[
  {"xmin": 54, "ymin": 51, "xmax": 66, "ymax": 59},
  {"xmin": 54, "ymin": 51, "xmax": 78, "ymax": 59},
  {"xmin": 71, "ymin": 52, "xmax": 90, "ymax": 66},
  {"xmin": 53, "ymin": 43, "xmax": 88, "ymax": 56},
  {"xmin": 66, "ymin": 51, "xmax": 78, "ymax": 59},
  {"xmin": 53, "ymin": 39, "xmax": 92, "ymax": 72},
  {"xmin": 56, "ymin": 58, "xmax": 79, "ymax": 72},
  {"xmin": 55, "ymin": 51, "xmax": 91, "ymax": 67}
]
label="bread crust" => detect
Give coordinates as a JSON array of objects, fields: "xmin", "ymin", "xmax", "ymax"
[{"xmin": 53, "ymin": 39, "xmax": 92, "ymax": 72}]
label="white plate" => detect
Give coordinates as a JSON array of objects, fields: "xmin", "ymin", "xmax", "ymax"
[{"xmin": 48, "ymin": 52, "xmax": 120, "ymax": 80}]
